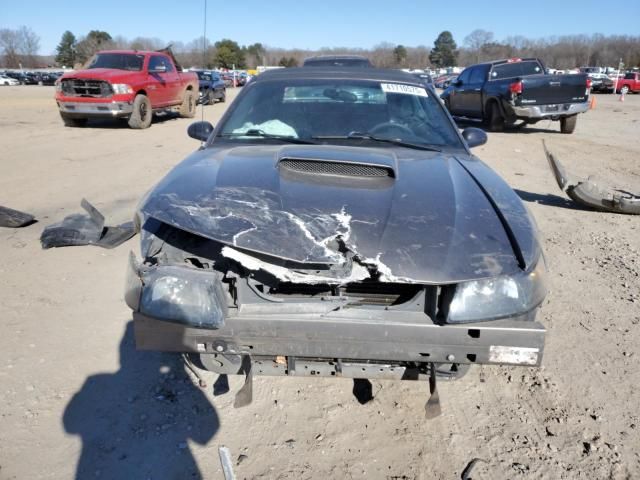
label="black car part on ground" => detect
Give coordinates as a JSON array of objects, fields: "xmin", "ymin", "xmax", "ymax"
[
  {"xmin": 544, "ymin": 140, "xmax": 640, "ymax": 214},
  {"xmin": 41, "ymin": 198, "xmax": 136, "ymax": 249},
  {"xmin": 0, "ymin": 206, "xmax": 36, "ymax": 228}
]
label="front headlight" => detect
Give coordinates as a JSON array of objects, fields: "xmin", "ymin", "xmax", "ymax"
[
  {"xmin": 55, "ymin": 80, "xmax": 62, "ymax": 92},
  {"xmin": 112, "ymin": 83, "xmax": 133, "ymax": 94},
  {"xmin": 447, "ymin": 257, "xmax": 548, "ymax": 323},
  {"xmin": 125, "ymin": 254, "xmax": 227, "ymax": 329}
]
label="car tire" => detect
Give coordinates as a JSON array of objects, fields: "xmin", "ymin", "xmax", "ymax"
[
  {"xmin": 179, "ymin": 89, "xmax": 197, "ymax": 118},
  {"xmin": 60, "ymin": 113, "xmax": 88, "ymax": 127},
  {"xmin": 128, "ymin": 94, "xmax": 152, "ymax": 129},
  {"xmin": 560, "ymin": 114, "xmax": 577, "ymax": 134},
  {"xmin": 487, "ymin": 101, "xmax": 504, "ymax": 132},
  {"xmin": 207, "ymin": 89, "xmax": 215, "ymax": 105},
  {"xmin": 219, "ymin": 89, "xmax": 226, "ymax": 103},
  {"xmin": 620, "ymin": 85, "xmax": 630, "ymax": 95}
]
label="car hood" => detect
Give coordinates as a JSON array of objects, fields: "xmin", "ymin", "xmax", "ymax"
[
  {"xmin": 61, "ymin": 68, "xmax": 141, "ymax": 83},
  {"xmin": 140, "ymin": 144, "xmax": 540, "ymax": 284}
]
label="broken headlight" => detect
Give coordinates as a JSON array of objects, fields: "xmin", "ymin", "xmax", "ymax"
[
  {"xmin": 125, "ymin": 253, "xmax": 226, "ymax": 329},
  {"xmin": 447, "ymin": 257, "xmax": 547, "ymax": 323}
]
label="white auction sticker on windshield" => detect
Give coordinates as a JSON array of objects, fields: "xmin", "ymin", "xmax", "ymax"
[{"xmin": 381, "ymin": 83, "xmax": 428, "ymax": 97}]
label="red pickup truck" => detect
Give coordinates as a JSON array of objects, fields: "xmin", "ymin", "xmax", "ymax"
[
  {"xmin": 616, "ymin": 72, "xmax": 640, "ymax": 94},
  {"xmin": 55, "ymin": 49, "xmax": 199, "ymax": 129}
]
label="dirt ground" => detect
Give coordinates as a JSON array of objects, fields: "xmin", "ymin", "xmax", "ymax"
[{"xmin": 1, "ymin": 85, "xmax": 639, "ymax": 480}]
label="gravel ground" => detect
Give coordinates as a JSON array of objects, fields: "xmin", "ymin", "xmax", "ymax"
[{"xmin": 1, "ymin": 86, "xmax": 639, "ymax": 480}]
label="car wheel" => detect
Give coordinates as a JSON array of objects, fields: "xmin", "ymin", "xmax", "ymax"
[
  {"xmin": 486, "ymin": 101, "xmax": 504, "ymax": 132},
  {"xmin": 219, "ymin": 89, "xmax": 226, "ymax": 103},
  {"xmin": 60, "ymin": 113, "xmax": 88, "ymax": 127},
  {"xmin": 128, "ymin": 94, "xmax": 152, "ymax": 129},
  {"xmin": 179, "ymin": 89, "xmax": 197, "ymax": 118},
  {"xmin": 621, "ymin": 85, "xmax": 630, "ymax": 95},
  {"xmin": 207, "ymin": 89, "xmax": 215, "ymax": 105},
  {"xmin": 560, "ymin": 115, "xmax": 577, "ymax": 134}
]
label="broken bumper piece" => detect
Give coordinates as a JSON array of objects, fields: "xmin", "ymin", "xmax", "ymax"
[
  {"xmin": 544, "ymin": 140, "xmax": 640, "ymax": 214},
  {"xmin": 0, "ymin": 206, "xmax": 35, "ymax": 228},
  {"xmin": 40, "ymin": 198, "xmax": 136, "ymax": 249}
]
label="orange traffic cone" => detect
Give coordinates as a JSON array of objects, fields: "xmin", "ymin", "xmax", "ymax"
[{"xmin": 590, "ymin": 96, "xmax": 596, "ymax": 109}]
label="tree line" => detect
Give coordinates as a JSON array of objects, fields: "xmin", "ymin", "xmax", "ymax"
[{"xmin": 1, "ymin": 26, "xmax": 639, "ymax": 70}]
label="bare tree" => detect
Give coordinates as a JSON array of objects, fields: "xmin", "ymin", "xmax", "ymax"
[
  {"xmin": 464, "ymin": 29, "xmax": 494, "ymax": 63},
  {"xmin": 0, "ymin": 26, "xmax": 40, "ymax": 67}
]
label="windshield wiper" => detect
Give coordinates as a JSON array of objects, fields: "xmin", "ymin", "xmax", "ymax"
[
  {"xmin": 313, "ymin": 132, "xmax": 442, "ymax": 152},
  {"xmin": 218, "ymin": 129, "xmax": 316, "ymax": 144}
]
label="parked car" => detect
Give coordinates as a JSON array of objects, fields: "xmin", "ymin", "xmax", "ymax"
[
  {"xmin": 127, "ymin": 67, "xmax": 547, "ymax": 405},
  {"xmin": 412, "ymin": 72, "xmax": 433, "ymax": 86},
  {"xmin": 434, "ymin": 74, "xmax": 457, "ymax": 89},
  {"xmin": 55, "ymin": 49, "xmax": 199, "ymax": 128},
  {"xmin": 40, "ymin": 72, "xmax": 61, "ymax": 86},
  {"xmin": 221, "ymin": 73, "xmax": 234, "ymax": 88},
  {"xmin": 0, "ymin": 74, "xmax": 19, "ymax": 86},
  {"xmin": 303, "ymin": 55, "xmax": 373, "ymax": 67},
  {"xmin": 441, "ymin": 58, "xmax": 591, "ymax": 133},
  {"xmin": 616, "ymin": 72, "xmax": 640, "ymax": 94},
  {"xmin": 194, "ymin": 70, "xmax": 226, "ymax": 105},
  {"xmin": 588, "ymin": 73, "xmax": 614, "ymax": 93}
]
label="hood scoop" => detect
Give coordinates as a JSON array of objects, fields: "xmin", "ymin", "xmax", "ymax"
[{"xmin": 277, "ymin": 145, "xmax": 397, "ymax": 179}]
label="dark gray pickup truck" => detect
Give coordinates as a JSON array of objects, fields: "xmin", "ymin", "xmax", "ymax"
[{"xmin": 441, "ymin": 58, "xmax": 591, "ymax": 133}]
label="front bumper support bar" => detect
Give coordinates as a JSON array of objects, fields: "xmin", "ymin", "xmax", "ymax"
[{"xmin": 134, "ymin": 311, "xmax": 545, "ymax": 367}]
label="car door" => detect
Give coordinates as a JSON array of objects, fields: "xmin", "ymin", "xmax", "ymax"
[
  {"xmin": 448, "ymin": 68, "xmax": 472, "ymax": 115},
  {"xmin": 159, "ymin": 55, "xmax": 182, "ymax": 104},
  {"xmin": 466, "ymin": 65, "xmax": 488, "ymax": 118},
  {"xmin": 147, "ymin": 55, "xmax": 172, "ymax": 106}
]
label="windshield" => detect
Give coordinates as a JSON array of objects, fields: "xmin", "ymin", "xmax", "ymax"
[
  {"xmin": 87, "ymin": 53, "xmax": 144, "ymax": 71},
  {"xmin": 217, "ymin": 78, "xmax": 463, "ymax": 149},
  {"xmin": 197, "ymin": 71, "xmax": 212, "ymax": 81}
]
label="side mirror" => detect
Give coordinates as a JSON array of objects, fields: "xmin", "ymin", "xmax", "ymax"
[
  {"xmin": 188, "ymin": 121, "xmax": 214, "ymax": 142},
  {"xmin": 454, "ymin": 79, "xmax": 463, "ymax": 87},
  {"xmin": 461, "ymin": 127, "xmax": 487, "ymax": 148}
]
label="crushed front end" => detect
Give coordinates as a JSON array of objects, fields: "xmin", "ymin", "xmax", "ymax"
[{"xmin": 126, "ymin": 216, "xmax": 547, "ymax": 382}]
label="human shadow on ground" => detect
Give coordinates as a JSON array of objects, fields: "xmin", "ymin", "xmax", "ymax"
[{"xmin": 63, "ymin": 321, "xmax": 219, "ymax": 480}]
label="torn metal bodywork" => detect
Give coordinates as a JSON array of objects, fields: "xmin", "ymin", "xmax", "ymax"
[
  {"xmin": 544, "ymin": 140, "xmax": 640, "ymax": 214},
  {"xmin": 41, "ymin": 199, "xmax": 136, "ymax": 249},
  {"xmin": 0, "ymin": 206, "xmax": 35, "ymax": 228},
  {"xmin": 140, "ymin": 144, "xmax": 540, "ymax": 284}
]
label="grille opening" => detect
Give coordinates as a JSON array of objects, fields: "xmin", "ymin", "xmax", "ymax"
[
  {"xmin": 61, "ymin": 79, "xmax": 112, "ymax": 97},
  {"xmin": 279, "ymin": 158, "xmax": 393, "ymax": 178},
  {"xmin": 267, "ymin": 281, "xmax": 422, "ymax": 307}
]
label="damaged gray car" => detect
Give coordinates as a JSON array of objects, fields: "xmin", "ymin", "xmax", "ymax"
[{"xmin": 126, "ymin": 67, "xmax": 548, "ymax": 409}]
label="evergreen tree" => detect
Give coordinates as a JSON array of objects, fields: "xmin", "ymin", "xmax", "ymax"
[
  {"xmin": 55, "ymin": 31, "xmax": 76, "ymax": 67},
  {"xmin": 393, "ymin": 45, "xmax": 407, "ymax": 65},
  {"xmin": 429, "ymin": 31, "xmax": 458, "ymax": 67}
]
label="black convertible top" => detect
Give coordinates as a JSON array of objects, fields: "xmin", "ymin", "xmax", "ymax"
[{"xmin": 254, "ymin": 67, "xmax": 425, "ymax": 86}]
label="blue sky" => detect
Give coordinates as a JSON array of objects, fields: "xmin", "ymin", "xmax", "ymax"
[{"xmin": 2, "ymin": 0, "xmax": 639, "ymax": 55}]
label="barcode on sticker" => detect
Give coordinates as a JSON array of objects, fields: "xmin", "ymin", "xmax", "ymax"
[{"xmin": 381, "ymin": 83, "xmax": 428, "ymax": 97}]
